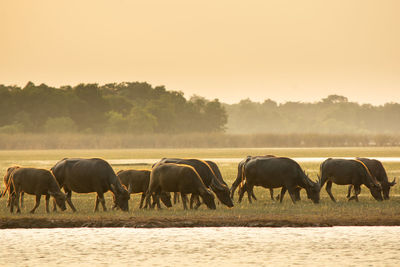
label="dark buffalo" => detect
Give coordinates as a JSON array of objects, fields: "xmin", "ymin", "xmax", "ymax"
[
  {"xmin": 347, "ymin": 158, "xmax": 396, "ymax": 200},
  {"xmin": 239, "ymin": 157, "xmax": 320, "ymax": 204},
  {"xmin": 320, "ymin": 158, "xmax": 383, "ymax": 202},
  {"xmin": 155, "ymin": 158, "xmax": 233, "ymax": 208},
  {"xmin": 232, "ymin": 155, "xmax": 302, "ymax": 202},
  {"xmin": 51, "ymin": 158, "xmax": 130, "ymax": 212},
  {"xmin": 4, "ymin": 167, "xmax": 66, "ymax": 213},
  {"xmin": 117, "ymin": 169, "xmax": 172, "ymax": 209},
  {"xmin": 147, "ymin": 163, "xmax": 216, "ymax": 210}
]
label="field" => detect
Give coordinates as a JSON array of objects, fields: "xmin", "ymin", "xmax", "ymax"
[{"xmin": 1, "ymin": 147, "xmax": 400, "ymax": 228}]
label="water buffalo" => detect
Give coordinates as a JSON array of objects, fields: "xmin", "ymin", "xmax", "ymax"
[
  {"xmin": 4, "ymin": 167, "xmax": 66, "ymax": 213},
  {"xmin": 117, "ymin": 169, "xmax": 172, "ymax": 209},
  {"xmin": 232, "ymin": 155, "xmax": 302, "ymax": 202},
  {"xmin": 147, "ymin": 163, "xmax": 216, "ymax": 210},
  {"xmin": 155, "ymin": 158, "xmax": 233, "ymax": 208},
  {"xmin": 320, "ymin": 158, "xmax": 383, "ymax": 202},
  {"xmin": 51, "ymin": 158, "xmax": 130, "ymax": 212},
  {"xmin": 239, "ymin": 157, "xmax": 320, "ymax": 204},
  {"xmin": 347, "ymin": 158, "xmax": 396, "ymax": 200}
]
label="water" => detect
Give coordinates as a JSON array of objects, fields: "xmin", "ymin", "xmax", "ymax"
[{"xmin": 1, "ymin": 227, "xmax": 399, "ymax": 266}]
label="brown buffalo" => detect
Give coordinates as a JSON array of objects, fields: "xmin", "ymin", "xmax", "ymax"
[
  {"xmin": 347, "ymin": 158, "xmax": 396, "ymax": 200},
  {"xmin": 155, "ymin": 158, "xmax": 233, "ymax": 208},
  {"xmin": 117, "ymin": 169, "xmax": 172, "ymax": 209},
  {"xmin": 51, "ymin": 158, "xmax": 130, "ymax": 212},
  {"xmin": 320, "ymin": 158, "xmax": 383, "ymax": 202},
  {"xmin": 239, "ymin": 157, "xmax": 320, "ymax": 204},
  {"xmin": 147, "ymin": 163, "xmax": 216, "ymax": 210},
  {"xmin": 4, "ymin": 167, "xmax": 66, "ymax": 214}
]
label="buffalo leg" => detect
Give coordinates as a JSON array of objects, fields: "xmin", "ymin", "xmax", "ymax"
[
  {"xmin": 325, "ymin": 181, "xmax": 336, "ymax": 202},
  {"xmin": 251, "ymin": 190, "xmax": 257, "ymax": 201},
  {"xmin": 287, "ymin": 187, "xmax": 297, "ymax": 204},
  {"xmin": 94, "ymin": 195, "xmax": 100, "ymax": 211},
  {"xmin": 279, "ymin": 187, "xmax": 287, "ymax": 203},
  {"xmin": 45, "ymin": 194, "xmax": 50, "ymax": 213},
  {"xmin": 30, "ymin": 195, "xmax": 41, "ymax": 214},
  {"xmin": 238, "ymin": 187, "xmax": 245, "ymax": 203},
  {"xmin": 10, "ymin": 193, "xmax": 16, "ymax": 213},
  {"xmin": 181, "ymin": 194, "xmax": 188, "ymax": 210},
  {"xmin": 294, "ymin": 188, "xmax": 301, "ymax": 201},
  {"xmin": 246, "ymin": 185, "xmax": 254, "ymax": 204},
  {"xmin": 194, "ymin": 195, "xmax": 201, "ymax": 209},
  {"xmin": 348, "ymin": 185, "xmax": 361, "ymax": 202},
  {"xmin": 269, "ymin": 188, "xmax": 274, "ymax": 200},
  {"xmin": 139, "ymin": 193, "xmax": 146, "ymax": 209},
  {"xmin": 97, "ymin": 193, "xmax": 107, "ymax": 211},
  {"xmin": 346, "ymin": 185, "xmax": 353, "ymax": 199},
  {"xmin": 189, "ymin": 194, "xmax": 194, "ymax": 209},
  {"xmin": 65, "ymin": 190, "xmax": 77, "ymax": 212},
  {"xmin": 174, "ymin": 192, "xmax": 180, "ymax": 204},
  {"xmin": 144, "ymin": 192, "xmax": 153, "ymax": 209},
  {"xmin": 20, "ymin": 192, "xmax": 24, "ymax": 208}
]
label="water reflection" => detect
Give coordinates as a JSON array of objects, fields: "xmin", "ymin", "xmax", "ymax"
[{"xmin": 0, "ymin": 226, "xmax": 399, "ymax": 266}]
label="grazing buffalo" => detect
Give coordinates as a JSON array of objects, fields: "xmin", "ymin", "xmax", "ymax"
[
  {"xmin": 155, "ymin": 158, "xmax": 233, "ymax": 208},
  {"xmin": 117, "ymin": 169, "xmax": 172, "ymax": 209},
  {"xmin": 4, "ymin": 167, "xmax": 66, "ymax": 213},
  {"xmin": 3, "ymin": 166, "xmax": 23, "ymax": 207},
  {"xmin": 51, "ymin": 158, "xmax": 130, "ymax": 212},
  {"xmin": 232, "ymin": 155, "xmax": 302, "ymax": 202},
  {"xmin": 239, "ymin": 157, "xmax": 320, "ymax": 204},
  {"xmin": 147, "ymin": 163, "xmax": 216, "ymax": 210},
  {"xmin": 320, "ymin": 158, "xmax": 383, "ymax": 202},
  {"xmin": 347, "ymin": 158, "xmax": 396, "ymax": 200}
]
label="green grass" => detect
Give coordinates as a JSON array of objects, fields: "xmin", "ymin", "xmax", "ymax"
[{"xmin": 0, "ymin": 147, "xmax": 399, "ymax": 226}]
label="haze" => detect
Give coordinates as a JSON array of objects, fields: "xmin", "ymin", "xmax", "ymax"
[{"xmin": 1, "ymin": 0, "xmax": 399, "ymax": 104}]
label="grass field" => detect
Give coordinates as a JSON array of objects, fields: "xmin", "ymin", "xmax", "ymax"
[{"xmin": 0, "ymin": 147, "xmax": 399, "ymax": 228}]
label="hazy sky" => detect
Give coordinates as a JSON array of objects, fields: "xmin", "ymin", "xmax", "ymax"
[{"xmin": 1, "ymin": 0, "xmax": 399, "ymax": 104}]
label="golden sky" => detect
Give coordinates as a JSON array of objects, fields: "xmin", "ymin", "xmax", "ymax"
[{"xmin": 1, "ymin": 0, "xmax": 399, "ymax": 104}]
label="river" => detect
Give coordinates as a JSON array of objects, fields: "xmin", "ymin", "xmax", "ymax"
[{"xmin": 1, "ymin": 226, "xmax": 399, "ymax": 266}]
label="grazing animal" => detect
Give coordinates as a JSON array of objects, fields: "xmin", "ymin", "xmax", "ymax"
[
  {"xmin": 347, "ymin": 158, "xmax": 396, "ymax": 200},
  {"xmin": 117, "ymin": 169, "xmax": 172, "ymax": 209},
  {"xmin": 4, "ymin": 167, "xmax": 66, "ymax": 214},
  {"xmin": 239, "ymin": 157, "xmax": 320, "ymax": 204},
  {"xmin": 232, "ymin": 155, "xmax": 302, "ymax": 202},
  {"xmin": 51, "ymin": 158, "xmax": 130, "ymax": 212},
  {"xmin": 320, "ymin": 158, "xmax": 383, "ymax": 202},
  {"xmin": 155, "ymin": 158, "xmax": 233, "ymax": 208},
  {"xmin": 147, "ymin": 163, "xmax": 216, "ymax": 210}
]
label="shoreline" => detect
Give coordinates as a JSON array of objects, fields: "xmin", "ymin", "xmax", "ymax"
[{"xmin": 1, "ymin": 217, "xmax": 400, "ymax": 229}]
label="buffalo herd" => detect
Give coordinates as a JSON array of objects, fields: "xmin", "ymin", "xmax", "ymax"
[{"xmin": 1, "ymin": 156, "xmax": 396, "ymax": 213}]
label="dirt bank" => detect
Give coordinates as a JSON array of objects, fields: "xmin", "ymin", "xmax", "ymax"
[{"xmin": 1, "ymin": 216, "xmax": 400, "ymax": 229}]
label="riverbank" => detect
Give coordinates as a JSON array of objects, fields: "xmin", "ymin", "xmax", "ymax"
[{"xmin": 2, "ymin": 214, "xmax": 400, "ymax": 229}]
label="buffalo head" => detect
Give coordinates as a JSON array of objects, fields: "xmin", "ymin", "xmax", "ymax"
[
  {"xmin": 160, "ymin": 192, "xmax": 172, "ymax": 208},
  {"xmin": 50, "ymin": 191, "xmax": 67, "ymax": 211},
  {"xmin": 112, "ymin": 184, "xmax": 130, "ymax": 211},
  {"xmin": 211, "ymin": 180, "xmax": 234, "ymax": 207},
  {"xmin": 382, "ymin": 178, "xmax": 396, "ymax": 200},
  {"xmin": 369, "ymin": 182, "xmax": 383, "ymax": 201},
  {"xmin": 202, "ymin": 189, "xmax": 216, "ymax": 210}
]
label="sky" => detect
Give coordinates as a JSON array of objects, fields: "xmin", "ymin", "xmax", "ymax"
[{"xmin": 1, "ymin": 0, "xmax": 399, "ymax": 105}]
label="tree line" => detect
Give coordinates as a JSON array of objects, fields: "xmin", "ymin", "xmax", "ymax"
[
  {"xmin": 225, "ymin": 95, "xmax": 400, "ymax": 134},
  {"xmin": 0, "ymin": 82, "xmax": 227, "ymax": 134}
]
